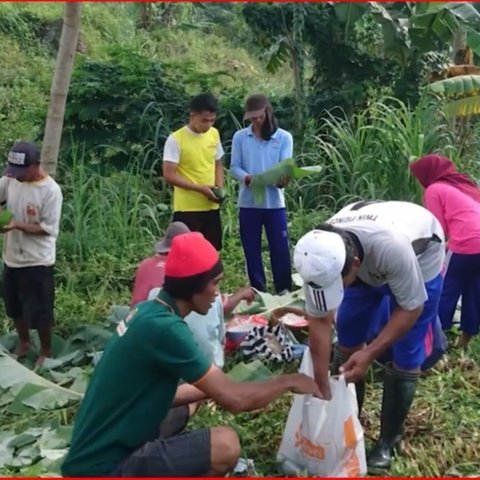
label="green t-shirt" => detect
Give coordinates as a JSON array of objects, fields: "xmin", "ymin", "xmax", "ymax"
[{"xmin": 61, "ymin": 290, "xmax": 211, "ymax": 476}]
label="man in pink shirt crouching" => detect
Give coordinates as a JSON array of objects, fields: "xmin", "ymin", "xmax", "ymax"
[{"xmin": 131, "ymin": 222, "xmax": 190, "ymax": 307}]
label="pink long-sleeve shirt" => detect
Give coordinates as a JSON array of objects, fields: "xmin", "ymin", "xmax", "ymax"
[
  {"xmin": 424, "ymin": 182, "xmax": 480, "ymax": 254},
  {"xmin": 131, "ymin": 255, "xmax": 167, "ymax": 306}
]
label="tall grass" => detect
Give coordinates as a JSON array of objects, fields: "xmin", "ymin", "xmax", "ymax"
[
  {"xmin": 58, "ymin": 149, "xmax": 168, "ymax": 262},
  {"xmin": 51, "ymin": 150, "xmax": 171, "ymax": 332},
  {"xmin": 295, "ymin": 96, "xmax": 457, "ymax": 210}
]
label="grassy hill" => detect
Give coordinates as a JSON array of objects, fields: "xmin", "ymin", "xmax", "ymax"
[{"xmin": 0, "ymin": 2, "xmax": 292, "ymax": 155}]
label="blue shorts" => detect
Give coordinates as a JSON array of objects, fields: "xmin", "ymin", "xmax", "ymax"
[
  {"xmin": 336, "ymin": 274, "xmax": 443, "ymax": 370},
  {"xmin": 439, "ymin": 252, "xmax": 480, "ymax": 335}
]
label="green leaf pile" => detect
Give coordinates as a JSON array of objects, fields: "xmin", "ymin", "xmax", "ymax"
[{"xmin": 0, "ymin": 351, "xmax": 83, "ymax": 414}]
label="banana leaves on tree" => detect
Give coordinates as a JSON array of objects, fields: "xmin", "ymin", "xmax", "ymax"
[
  {"xmin": 427, "ymin": 75, "xmax": 480, "ymax": 117},
  {"xmin": 428, "ymin": 75, "xmax": 480, "ymax": 96}
]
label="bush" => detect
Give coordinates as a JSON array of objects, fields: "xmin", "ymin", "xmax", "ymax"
[
  {"xmin": 0, "ymin": 38, "xmax": 52, "ymax": 153},
  {"xmin": 63, "ymin": 44, "xmax": 189, "ymax": 167}
]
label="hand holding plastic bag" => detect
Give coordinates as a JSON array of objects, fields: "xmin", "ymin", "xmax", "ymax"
[{"xmin": 277, "ymin": 349, "xmax": 367, "ymax": 477}]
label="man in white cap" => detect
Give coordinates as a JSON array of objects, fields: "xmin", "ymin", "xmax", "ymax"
[{"xmin": 294, "ymin": 200, "xmax": 445, "ymax": 471}]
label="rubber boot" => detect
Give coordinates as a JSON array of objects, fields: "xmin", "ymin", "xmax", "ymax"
[
  {"xmin": 331, "ymin": 347, "xmax": 366, "ymax": 416},
  {"xmin": 367, "ymin": 367, "xmax": 419, "ymax": 471}
]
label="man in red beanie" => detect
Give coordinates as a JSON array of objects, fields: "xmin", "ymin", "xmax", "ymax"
[{"xmin": 62, "ymin": 232, "xmax": 320, "ymax": 478}]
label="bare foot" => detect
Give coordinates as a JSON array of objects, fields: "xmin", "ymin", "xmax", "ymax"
[
  {"xmin": 14, "ymin": 341, "xmax": 31, "ymax": 358},
  {"xmin": 35, "ymin": 350, "xmax": 52, "ymax": 367}
]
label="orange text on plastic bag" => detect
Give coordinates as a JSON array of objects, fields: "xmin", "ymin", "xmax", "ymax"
[
  {"xmin": 294, "ymin": 423, "xmax": 326, "ymax": 460},
  {"xmin": 343, "ymin": 415, "xmax": 361, "ymax": 476}
]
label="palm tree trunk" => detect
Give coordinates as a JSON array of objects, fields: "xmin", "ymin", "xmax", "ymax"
[{"xmin": 41, "ymin": 3, "xmax": 82, "ymax": 177}]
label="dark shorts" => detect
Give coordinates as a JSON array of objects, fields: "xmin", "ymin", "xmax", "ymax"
[
  {"xmin": 3, "ymin": 265, "xmax": 55, "ymax": 329},
  {"xmin": 173, "ymin": 209, "xmax": 222, "ymax": 251},
  {"xmin": 111, "ymin": 406, "xmax": 211, "ymax": 477}
]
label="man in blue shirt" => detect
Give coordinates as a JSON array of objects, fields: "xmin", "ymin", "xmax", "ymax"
[{"xmin": 230, "ymin": 94, "xmax": 293, "ymax": 294}]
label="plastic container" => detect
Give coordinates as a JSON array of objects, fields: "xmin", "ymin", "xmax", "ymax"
[
  {"xmin": 225, "ymin": 324, "xmax": 251, "ymax": 344},
  {"xmin": 271, "ymin": 307, "xmax": 309, "ymax": 343}
]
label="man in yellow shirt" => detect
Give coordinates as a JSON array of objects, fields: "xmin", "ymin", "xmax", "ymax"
[{"xmin": 163, "ymin": 94, "xmax": 224, "ymax": 250}]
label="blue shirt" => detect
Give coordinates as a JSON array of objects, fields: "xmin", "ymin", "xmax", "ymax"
[{"xmin": 230, "ymin": 125, "xmax": 293, "ymax": 209}]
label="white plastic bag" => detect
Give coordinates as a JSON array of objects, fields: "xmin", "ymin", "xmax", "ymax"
[{"xmin": 277, "ymin": 349, "xmax": 367, "ymax": 477}]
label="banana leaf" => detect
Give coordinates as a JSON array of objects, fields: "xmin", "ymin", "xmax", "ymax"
[
  {"xmin": 253, "ymin": 289, "xmax": 305, "ymax": 318},
  {"xmin": 107, "ymin": 305, "xmax": 131, "ymax": 325},
  {"xmin": 250, "ymin": 158, "xmax": 322, "ymax": 204},
  {"xmin": 0, "ymin": 426, "xmax": 70, "ymax": 471},
  {"xmin": 227, "ymin": 360, "xmax": 273, "ymax": 382},
  {"xmin": 292, "ymin": 273, "xmax": 304, "ymax": 288},
  {"xmin": 0, "ymin": 351, "xmax": 82, "ymax": 414},
  {"xmin": 0, "ymin": 209, "xmax": 13, "ymax": 228},
  {"xmin": 427, "ymin": 75, "xmax": 480, "ymax": 96},
  {"xmin": 232, "ymin": 289, "xmax": 305, "ymax": 318},
  {"xmin": 444, "ymin": 96, "xmax": 480, "ymax": 118}
]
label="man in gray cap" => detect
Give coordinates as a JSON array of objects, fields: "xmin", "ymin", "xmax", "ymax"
[{"xmin": 131, "ymin": 222, "xmax": 190, "ymax": 306}]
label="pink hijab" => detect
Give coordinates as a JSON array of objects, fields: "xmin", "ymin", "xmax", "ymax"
[{"xmin": 410, "ymin": 154, "xmax": 480, "ymax": 203}]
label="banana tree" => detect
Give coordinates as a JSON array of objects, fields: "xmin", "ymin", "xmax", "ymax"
[
  {"xmin": 331, "ymin": 2, "xmax": 480, "ymax": 104},
  {"xmin": 265, "ymin": 7, "xmax": 308, "ymax": 136},
  {"xmin": 332, "ymin": 2, "xmax": 480, "ymax": 66},
  {"xmin": 341, "ymin": 2, "xmax": 480, "ymax": 56}
]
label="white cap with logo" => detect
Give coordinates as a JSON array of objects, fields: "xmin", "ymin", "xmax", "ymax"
[{"xmin": 294, "ymin": 229, "xmax": 346, "ymax": 316}]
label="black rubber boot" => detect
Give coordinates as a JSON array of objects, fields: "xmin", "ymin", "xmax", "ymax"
[
  {"xmin": 367, "ymin": 367, "xmax": 419, "ymax": 472},
  {"xmin": 331, "ymin": 347, "xmax": 366, "ymax": 416}
]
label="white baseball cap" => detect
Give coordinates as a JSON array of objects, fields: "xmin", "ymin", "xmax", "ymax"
[{"xmin": 293, "ymin": 229, "xmax": 346, "ymax": 314}]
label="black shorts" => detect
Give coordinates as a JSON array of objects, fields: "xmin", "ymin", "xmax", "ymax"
[
  {"xmin": 3, "ymin": 265, "xmax": 55, "ymax": 329},
  {"xmin": 111, "ymin": 406, "xmax": 211, "ymax": 477},
  {"xmin": 173, "ymin": 209, "xmax": 222, "ymax": 251}
]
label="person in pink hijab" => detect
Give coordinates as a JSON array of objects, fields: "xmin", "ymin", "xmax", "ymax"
[{"xmin": 410, "ymin": 154, "xmax": 480, "ymax": 350}]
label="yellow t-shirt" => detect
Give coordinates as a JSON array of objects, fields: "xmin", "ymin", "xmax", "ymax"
[{"xmin": 171, "ymin": 126, "xmax": 221, "ymax": 212}]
